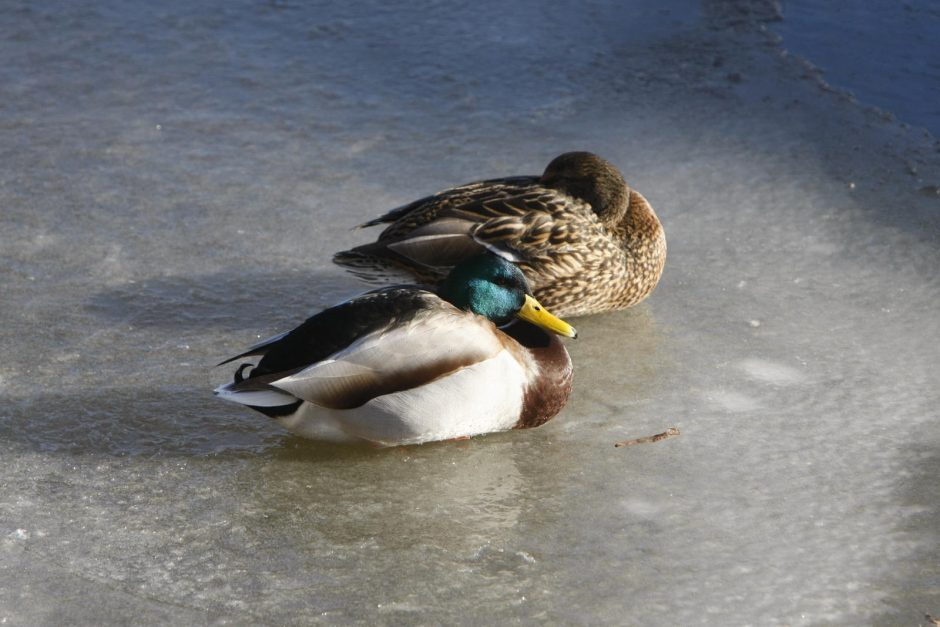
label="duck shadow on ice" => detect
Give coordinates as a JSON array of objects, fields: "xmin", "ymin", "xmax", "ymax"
[
  {"xmin": 2, "ymin": 268, "xmax": 369, "ymax": 457},
  {"xmin": 0, "ymin": 386, "xmax": 366, "ymax": 459},
  {"xmin": 871, "ymin": 445, "xmax": 940, "ymax": 623},
  {"xmin": 84, "ymin": 268, "xmax": 360, "ymax": 332}
]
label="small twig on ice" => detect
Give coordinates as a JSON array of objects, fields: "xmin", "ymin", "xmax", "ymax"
[{"xmin": 614, "ymin": 427, "xmax": 680, "ymax": 448}]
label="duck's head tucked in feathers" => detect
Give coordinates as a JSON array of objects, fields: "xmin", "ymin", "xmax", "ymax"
[{"xmin": 540, "ymin": 151, "xmax": 629, "ymax": 227}]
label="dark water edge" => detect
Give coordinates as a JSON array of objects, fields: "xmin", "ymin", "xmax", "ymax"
[{"xmin": 774, "ymin": 0, "xmax": 940, "ymax": 138}]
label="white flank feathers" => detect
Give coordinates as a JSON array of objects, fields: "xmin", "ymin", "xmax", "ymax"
[{"xmin": 280, "ymin": 350, "xmax": 527, "ymax": 446}]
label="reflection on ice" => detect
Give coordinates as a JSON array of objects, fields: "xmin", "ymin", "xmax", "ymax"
[
  {"xmin": 737, "ymin": 357, "xmax": 804, "ymax": 386},
  {"xmin": 1, "ymin": 389, "xmax": 281, "ymax": 456},
  {"xmin": 252, "ymin": 440, "xmax": 528, "ymax": 553},
  {"xmin": 706, "ymin": 389, "xmax": 759, "ymax": 413}
]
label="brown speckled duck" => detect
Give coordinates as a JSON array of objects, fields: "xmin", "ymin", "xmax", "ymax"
[{"xmin": 333, "ymin": 152, "xmax": 666, "ymax": 317}]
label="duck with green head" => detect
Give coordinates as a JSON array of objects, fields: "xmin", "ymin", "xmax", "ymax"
[{"xmin": 214, "ymin": 254, "xmax": 576, "ymax": 446}]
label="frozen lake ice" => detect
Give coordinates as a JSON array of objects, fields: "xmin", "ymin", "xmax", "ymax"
[{"xmin": 2, "ymin": 0, "xmax": 939, "ymax": 624}]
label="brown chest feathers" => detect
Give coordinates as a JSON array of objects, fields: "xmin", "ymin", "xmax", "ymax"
[{"xmin": 501, "ymin": 322, "xmax": 574, "ymax": 430}]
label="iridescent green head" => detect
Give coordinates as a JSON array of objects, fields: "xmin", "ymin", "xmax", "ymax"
[{"xmin": 438, "ymin": 254, "xmax": 577, "ymax": 338}]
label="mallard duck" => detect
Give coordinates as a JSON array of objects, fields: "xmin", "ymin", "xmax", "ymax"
[
  {"xmin": 333, "ymin": 151, "xmax": 666, "ymax": 317},
  {"xmin": 214, "ymin": 254, "xmax": 576, "ymax": 446}
]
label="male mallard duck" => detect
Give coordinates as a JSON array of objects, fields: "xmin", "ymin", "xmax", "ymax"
[
  {"xmin": 214, "ymin": 254, "xmax": 576, "ymax": 446},
  {"xmin": 333, "ymin": 152, "xmax": 666, "ymax": 318}
]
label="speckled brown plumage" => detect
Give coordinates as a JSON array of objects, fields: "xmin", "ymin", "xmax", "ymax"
[{"xmin": 333, "ymin": 152, "xmax": 666, "ymax": 317}]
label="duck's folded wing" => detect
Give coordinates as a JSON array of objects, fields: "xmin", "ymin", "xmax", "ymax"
[
  {"xmin": 362, "ymin": 176, "xmax": 538, "ymax": 235},
  {"xmin": 216, "ymin": 288, "xmax": 442, "ymax": 397},
  {"xmin": 227, "ymin": 287, "xmax": 434, "ymax": 375},
  {"xmin": 382, "ymin": 218, "xmax": 488, "ymax": 266},
  {"xmin": 269, "ymin": 311, "xmax": 504, "ymax": 409},
  {"xmin": 372, "ymin": 189, "xmax": 594, "ymax": 275}
]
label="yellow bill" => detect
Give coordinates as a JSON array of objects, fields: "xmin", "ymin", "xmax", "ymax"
[{"xmin": 517, "ymin": 294, "xmax": 578, "ymax": 338}]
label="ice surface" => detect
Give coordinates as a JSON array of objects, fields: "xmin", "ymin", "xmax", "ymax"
[{"xmin": 2, "ymin": 0, "xmax": 939, "ymax": 624}]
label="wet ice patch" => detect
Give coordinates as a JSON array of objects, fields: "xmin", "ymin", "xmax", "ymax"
[
  {"xmin": 706, "ymin": 390, "xmax": 759, "ymax": 412},
  {"xmin": 469, "ymin": 545, "xmax": 539, "ymax": 572},
  {"xmin": 620, "ymin": 498, "xmax": 663, "ymax": 518},
  {"xmin": 95, "ymin": 243, "xmax": 132, "ymax": 285},
  {"xmin": 376, "ymin": 601, "xmax": 423, "ymax": 614},
  {"xmin": 3, "ymin": 529, "xmax": 30, "ymax": 547},
  {"xmin": 737, "ymin": 358, "xmax": 804, "ymax": 386}
]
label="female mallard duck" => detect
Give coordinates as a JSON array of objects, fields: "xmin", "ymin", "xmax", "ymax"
[
  {"xmin": 214, "ymin": 254, "xmax": 576, "ymax": 446},
  {"xmin": 333, "ymin": 151, "xmax": 666, "ymax": 318}
]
